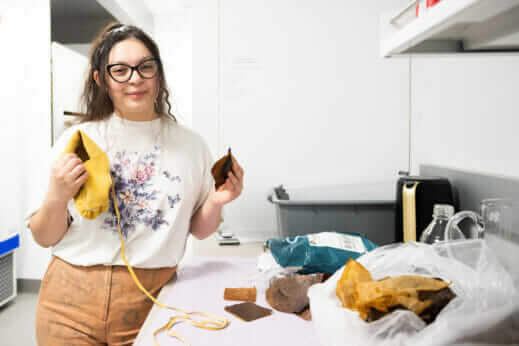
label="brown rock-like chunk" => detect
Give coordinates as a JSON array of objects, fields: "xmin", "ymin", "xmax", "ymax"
[{"xmin": 266, "ymin": 274, "xmax": 324, "ymax": 313}]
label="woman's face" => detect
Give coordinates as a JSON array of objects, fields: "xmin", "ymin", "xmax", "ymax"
[{"xmin": 103, "ymin": 37, "xmax": 159, "ymax": 120}]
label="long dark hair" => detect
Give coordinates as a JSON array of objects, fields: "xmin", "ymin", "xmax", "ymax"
[{"xmin": 80, "ymin": 23, "xmax": 176, "ymax": 122}]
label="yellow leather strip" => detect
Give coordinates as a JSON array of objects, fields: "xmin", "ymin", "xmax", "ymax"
[
  {"xmin": 111, "ymin": 183, "xmax": 230, "ymax": 346},
  {"xmin": 402, "ymin": 182, "xmax": 419, "ymax": 242}
]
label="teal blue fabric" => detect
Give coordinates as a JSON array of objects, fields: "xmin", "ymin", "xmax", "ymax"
[{"xmin": 266, "ymin": 232, "xmax": 377, "ymax": 274}]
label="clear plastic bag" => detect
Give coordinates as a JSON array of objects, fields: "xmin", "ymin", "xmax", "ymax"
[{"xmin": 308, "ymin": 240, "xmax": 519, "ymax": 346}]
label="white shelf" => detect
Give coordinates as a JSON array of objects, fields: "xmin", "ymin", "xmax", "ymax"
[{"xmin": 381, "ymin": 0, "xmax": 519, "ymax": 57}]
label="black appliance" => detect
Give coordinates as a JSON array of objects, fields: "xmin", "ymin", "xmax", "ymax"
[{"xmin": 395, "ymin": 175, "xmax": 458, "ymax": 242}]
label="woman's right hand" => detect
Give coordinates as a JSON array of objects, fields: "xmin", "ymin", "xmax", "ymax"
[
  {"xmin": 46, "ymin": 153, "xmax": 89, "ymax": 204},
  {"xmin": 30, "ymin": 153, "xmax": 88, "ymax": 247}
]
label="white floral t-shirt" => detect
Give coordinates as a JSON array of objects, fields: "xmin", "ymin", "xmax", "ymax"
[{"xmin": 27, "ymin": 113, "xmax": 214, "ymax": 268}]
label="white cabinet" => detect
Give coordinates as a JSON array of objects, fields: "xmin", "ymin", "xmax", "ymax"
[
  {"xmin": 381, "ymin": 0, "xmax": 519, "ymax": 57},
  {"xmin": 51, "ymin": 42, "xmax": 88, "ymax": 144}
]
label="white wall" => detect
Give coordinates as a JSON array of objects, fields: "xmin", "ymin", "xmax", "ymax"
[
  {"xmin": 0, "ymin": 0, "xmax": 53, "ymax": 279},
  {"xmin": 154, "ymin": 10, "xmax": 193, "ymax": 126},
  {"xmin": 192, "ymin": 0, "xmax": 219, "ymax": 154},
  {"xmin": 410, "ymin": 54, "xmax": 519, "ymax": 179},
  {"xmin": 193, "ymin": 0, "xmax": 410, "ymax": 239}
]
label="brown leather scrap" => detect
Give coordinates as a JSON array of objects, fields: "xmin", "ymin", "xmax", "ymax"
[
  {"xmin": 224, "ymin": 302, "xmax": 272, "ymax": 322},
  {"xmin": 211, "ymin": 148, "xmax": 234, "ymax": 189},
  {"xmin": 224, "ymin": 287, "xmax": 257, "ymax": 302}
]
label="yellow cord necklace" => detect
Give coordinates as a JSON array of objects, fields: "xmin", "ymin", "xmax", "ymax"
[{"xmin": 111, "ymin": 184, "xmax": 230, "ymax": 345}]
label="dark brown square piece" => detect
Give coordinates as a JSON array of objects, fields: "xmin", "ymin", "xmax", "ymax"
[{"xmin": 224, "ymin": 302, "xmax": 272, "ymax": 322}]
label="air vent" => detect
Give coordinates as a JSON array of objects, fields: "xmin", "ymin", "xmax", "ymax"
[{"xmin": 0, "ymin": 252, "xmax": 15, "ymax": 306}]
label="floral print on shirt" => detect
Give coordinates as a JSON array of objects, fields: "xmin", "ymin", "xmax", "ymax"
[
  {"xmin": 102, "ymin": 148, "xmax": 182, "ymax": 238},
  {"xmin": 163, "ymin": 171, "xmax": 181, "ymax": 183}
]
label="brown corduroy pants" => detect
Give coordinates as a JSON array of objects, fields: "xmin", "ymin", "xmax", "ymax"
[{"xmin": 35, "ymin": 256, "xmax": 177, "ymax": 346}]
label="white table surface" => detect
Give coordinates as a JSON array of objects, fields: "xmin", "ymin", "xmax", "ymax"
[{"xmin": 134, "ymin": 255, "xmax": 321, "ymax": 346}]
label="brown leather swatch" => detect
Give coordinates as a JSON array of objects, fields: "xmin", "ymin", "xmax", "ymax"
[
  {"xmin": 211, "ymin": 148, "xmax": 234, "ymax": 189},
  {"xmin": 224, "ymin": 287, "xmax": 257, "ymax": 302},
  {"xmin": 224, "ymin": 302, "xmax": 272, "ymax": 322}
]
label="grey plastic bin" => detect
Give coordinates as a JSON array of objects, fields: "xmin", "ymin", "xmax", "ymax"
[{"xmin": 268, "ymin": 182, "xmax": 396, "ymax": 245}]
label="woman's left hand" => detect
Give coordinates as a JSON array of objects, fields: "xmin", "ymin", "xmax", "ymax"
[{"xmin": 210, "ymin": 158, "xmax": 244, "ymax": 206}]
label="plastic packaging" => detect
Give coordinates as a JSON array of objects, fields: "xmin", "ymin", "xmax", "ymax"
[
  {"xmin": 265, "ymin": 232, "xmax": 377, "ymax": 274},
  {"xmin": 308, "ymin": 240, "xmax": 519, "ymax": 346}
]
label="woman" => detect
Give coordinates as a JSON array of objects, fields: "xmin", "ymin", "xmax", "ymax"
[{"xmin": 27, "ymin": 23, "xmax": 244, "ymax": 345}]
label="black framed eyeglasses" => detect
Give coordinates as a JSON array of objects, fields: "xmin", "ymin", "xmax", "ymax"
[{"xmin": 106, "ymin": 58, "xmax": 159, "ymax": 83}]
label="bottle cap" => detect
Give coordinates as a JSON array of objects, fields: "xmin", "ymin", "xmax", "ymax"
[{"xmin": 433, "ymin": 204, "xmax": 454, "ymax": 218}]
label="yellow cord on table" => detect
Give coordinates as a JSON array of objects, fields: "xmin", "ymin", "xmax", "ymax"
[{"xmin": 111, "ymin": 184, "xmax": 230, "ymax": 345}]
